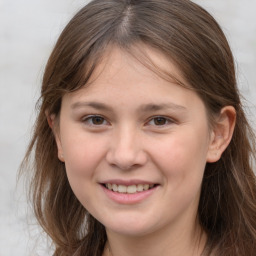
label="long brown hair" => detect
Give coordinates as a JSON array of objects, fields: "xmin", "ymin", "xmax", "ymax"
[{"xmin": 21, "ymin": 0, "xmax": 256, "ymax": 255}]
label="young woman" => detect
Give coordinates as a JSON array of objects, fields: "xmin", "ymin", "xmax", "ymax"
[{"xmin": 21, "ymin": 0, "xmax": 256, "ymax": 255}]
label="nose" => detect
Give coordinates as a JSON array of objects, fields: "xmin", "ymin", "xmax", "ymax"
[{"xmin": 106, "ymin": 126, "xmax": 148, "ymax": 170}]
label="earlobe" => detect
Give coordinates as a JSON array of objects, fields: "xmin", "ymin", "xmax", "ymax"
[
  {"xmin": 207, "ymin": 106, "xmax": 236, "ymax": 163},
  {"xmin": 55, "ymin": 131, "xmax": 65, "ymax": 162},
  {"xmin": 57, "ymin": 150, "xmax": 65, "ymax": 162},
  {"xmin": 46, "ymin": 111, "xmax": 65, "ymax": 162}
]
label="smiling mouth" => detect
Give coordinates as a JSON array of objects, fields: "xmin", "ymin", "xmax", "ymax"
[{"xmin": 103, "ymin": 183, "xmax": 158, "ymax": 194}]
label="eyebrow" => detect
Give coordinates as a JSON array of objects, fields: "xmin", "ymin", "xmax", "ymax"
[
  {"xmin": 71, "ymin": 101, "xmax": 187, "ymax": 112},
  {"xmin": 139, "ymin": 103, "xmax": 187, "ymax": 112},
  {"xmin": 71, "ymin": 101, "xmax": 113, "ymax": 111}
]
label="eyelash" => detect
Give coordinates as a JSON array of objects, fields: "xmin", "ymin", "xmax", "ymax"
[
  {"xmin": 82, "ymin": 115, "xmax": 109, "ymax": 126},
  {"xmin": 82, "ymin": 115, "xmax": 175, "ymax": 127},
  {"xmin": 146, "ymin": 116, "xmax": 175, "ymax": 127}
]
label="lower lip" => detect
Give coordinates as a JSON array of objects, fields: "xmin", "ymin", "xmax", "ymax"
[{"xmin": 101, "ymin": 185, "xmax": 158, "ymax": 204}]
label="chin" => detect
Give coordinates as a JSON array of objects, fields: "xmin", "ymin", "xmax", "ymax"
[{"xmin": 103, "ymin": 216, "xmax": 159, "ymax": 237}]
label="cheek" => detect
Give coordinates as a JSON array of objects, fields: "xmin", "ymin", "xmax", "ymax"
[
  {"xmin": 151, "ymin": 129, "xmax": 209, "ymax": 180},
  {"xmin": 62, "ymin": 136, "xmax": 104, "ymax": 209},
  {"xmin": 152, "ymin": 130, "xmax": 208, "ymax": 211},
  {"xmin": 61, "ymin": 135, "xmax": 106, "ymax": 189}
]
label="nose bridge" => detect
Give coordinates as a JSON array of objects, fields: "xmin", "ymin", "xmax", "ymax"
[{"xmin": 106, "ymin": 124, "xmax": 147, "ymax": 169}]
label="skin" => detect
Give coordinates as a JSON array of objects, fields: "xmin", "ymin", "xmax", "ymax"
[{"xmin": 51, "ymin": 46, "xmax": 236, "ymax": 256}]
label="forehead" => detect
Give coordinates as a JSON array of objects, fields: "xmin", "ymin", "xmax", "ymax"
[
  {"xmin": 61, "ymin": 46, "xmax": 206, "ymax": 117},
  {"xmin": 86, "ymin": 45, "xmax": 189, "ymax": 90}
]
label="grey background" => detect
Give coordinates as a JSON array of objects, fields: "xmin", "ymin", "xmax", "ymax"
[{"xmin": 0, "ymin": 0, "xmax": 255, "ymax": 255}]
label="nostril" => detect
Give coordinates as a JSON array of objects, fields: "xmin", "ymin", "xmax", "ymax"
[{"xmin": 106, "ymin": 149, "xmax": 148, "ymax": 170}]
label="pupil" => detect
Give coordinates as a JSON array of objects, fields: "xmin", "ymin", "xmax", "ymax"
[
  {"xmin": 154, "ymin": 117, "xmax": 166, "ymax": 125},
  {"xmin": 92, "ymin": 116, "xmax": 104, "ymax": 125}
]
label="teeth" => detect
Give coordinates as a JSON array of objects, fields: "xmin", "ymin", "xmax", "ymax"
[
  {"xmin": 137, "ymin": 184, "xmax": 144, "ymax": 192},
  {"xmin": 118, "ymin": 185, "xmax": 127, "ymax": 193},
  {"xmin": 143, "ymin": 184, "xmax": 149, "ymax": 190},
  {"xmin": 105, "ymin": 183, "xmax": 155, "ymax": 193},
  {"xmin": 112, "ymin": 184, "xmax": 118, "ymax": 192},
  {"xmin": 127, "ymin": 185, "xmax": 137, "ymax": 194}
]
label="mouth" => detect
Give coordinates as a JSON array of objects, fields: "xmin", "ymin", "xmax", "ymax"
[{"xmin": 102, "ymin": 183, "xmax": 158, "ymax": 194}]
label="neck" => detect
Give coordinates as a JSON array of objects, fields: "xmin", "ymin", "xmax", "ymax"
[{"xmin": 104, "ymin": 219, "xmax": 207, "ymax": 256}]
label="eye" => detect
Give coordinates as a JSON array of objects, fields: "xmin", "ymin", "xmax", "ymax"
[
  {"xmin": 147, "ymin": 116, "xmax": 174, "ymax": 126},
  {"xmin": 82, "ymin": 115, "xmax": 109, "ymax": 126}
]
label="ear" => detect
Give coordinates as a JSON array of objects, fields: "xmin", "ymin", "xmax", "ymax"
[
  {"xmin": 46, "ymin": 112, "xmax": 65, "ymax": 162},
  {"xmin": 207, "ymin": 106, "xmax": 236, "ymax": 163}
]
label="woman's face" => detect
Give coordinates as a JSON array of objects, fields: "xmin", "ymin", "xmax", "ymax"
[{"xmin": 55, "ymin": 46, "xmax": 215, "ymax": 238}]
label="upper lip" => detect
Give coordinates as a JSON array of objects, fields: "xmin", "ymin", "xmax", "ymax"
[{"xmin": 100, "ymin": 179, "xmax": 158, "ymax": 186}]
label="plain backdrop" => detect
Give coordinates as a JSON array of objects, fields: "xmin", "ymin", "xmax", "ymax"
[{"xmin": 0, "ymin": 0, "xmax": 255, "ymax": 255}]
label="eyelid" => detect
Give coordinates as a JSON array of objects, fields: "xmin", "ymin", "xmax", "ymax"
[
  {"xmin": 82, "ymin": 114, "xmax": 110, "ymax": 126},
  {"xmin": 145, "ymin": 116, "xmax": 176, "ymax": 126}
]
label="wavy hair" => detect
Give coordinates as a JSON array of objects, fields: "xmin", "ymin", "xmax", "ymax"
[{"xmin": 21, "ymin": 0, "xmax": 256, "ymax": 255}]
